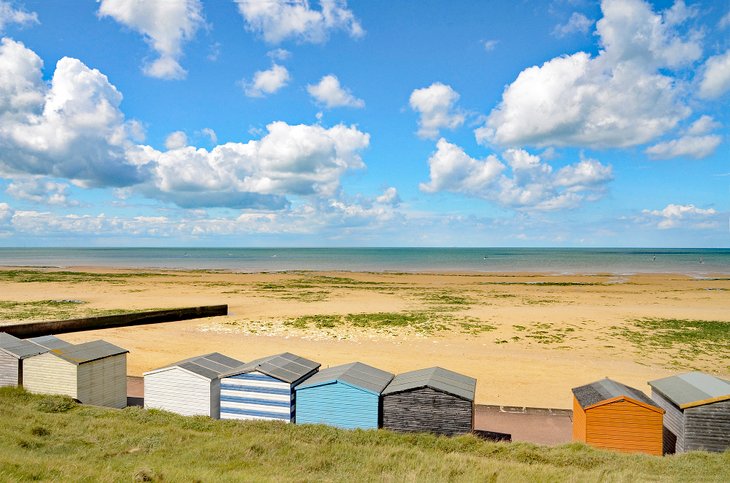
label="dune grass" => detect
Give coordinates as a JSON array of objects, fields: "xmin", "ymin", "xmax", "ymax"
[
  {"xmin": 0, "ymin": 269, "xmax": 163, "ymax": 284},
  {"xmin": 0, "ymin": 388, "xmax": 727, "ymax": 482},
  {"xmin": 0, "ymin": 300, "xmax": 128, "ymax": 323}
]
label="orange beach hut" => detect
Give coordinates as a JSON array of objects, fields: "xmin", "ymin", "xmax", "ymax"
[{"xmin": 572, "ymin": 378, "xmax": 664, "ymax": 456}]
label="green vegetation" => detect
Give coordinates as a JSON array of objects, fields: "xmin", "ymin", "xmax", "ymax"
[
  {"xmin": 284, "ymin": 311, "xmax": 495, "ymax": 336},
  {"xmin": 480, "ymin": 281, "xmax": 605, "ymax": 286},
  {"xmin": 0, "ymin": 300, "xmax": 128, "ymax": 323},
  {"xmin": 613, "ymin": 318, "xmax": 730, "ymax": 370},
  {"xmin": 0, "ymin": 269, "xmax": 163, "ymax": 284},
  {"xmin": 1, "ymin": 388, "xmax": 727, "ymax": 482},
  {"xmin": 504, "ymin": 322, "xmax": 577, "ymax": 345}
]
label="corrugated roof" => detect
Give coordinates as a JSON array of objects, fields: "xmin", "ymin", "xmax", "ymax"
[
  {"xmin": 648, "ymin": 372, "xmax": 730, "ymax": 409},
  {"xmin": 27, "ymin": 335, "xmax": 72, "ymax": 350},
  {"xmin": 146, "ymin": 352, "xmax": 243, "ymax": 380},
  {"xmin": 297, "ymin": 362, "xmax": 394, "ymax": 395},
  {"xmin": 223, "ymin": 352, "xmax": 320, "ymax": 384},
  {"xmin": 572, "ymin": 378, "xmax": 658, "ymax": 409},
  {"xmin": 50, "ymin": 340, "xmax": 128, "ymax": 365},
  {"xmin": 382, "ymin": 366, "xmax": 476, "ymax": 401},
  {"xmin": 0, "ymin": 332, "xmax": 47, "ymax": 359}
]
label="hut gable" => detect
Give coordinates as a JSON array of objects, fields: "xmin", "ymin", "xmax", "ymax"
[
  {"xmin": 220, "ymin": 352, "xmax": 320, "ymax": 423},
  {"xmin": 295, "ymin": 362, "xmax": 394, "ymax": 430},
  {"xmin": 571, "ymin": 378, "xmax": 663, "ymax": 456},
  {"xmin": 0, "ymin": 333, "xmax": 48, "ymax": 387},
  {"xmin": 145, "ymin": 352, "xmax": 243, "ymax": 418},
  {"xmin": 297, "ymin": 362, "xmax": 394, "ymax": 395},
  {"xmin": 382, "ymin": 366, "xmax": 476, "ymax": 401},
  {"xmin": 382, "ymin": 367, "xmax": 476, "ymax": 436},
  {"xmin": 649, "ymin": 372, "xmax": 730, "ymax": 453}
]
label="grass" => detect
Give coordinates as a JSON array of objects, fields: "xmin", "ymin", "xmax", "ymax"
[
  {"xmin": 0, "ymin": 269, "xmax": 163, "ymax": 284},
  {"xmin": 613, "ymin": 318, "xmax": 730, "ymax": 370},
  {"xmin": 0, "ymin": 300, "xmax": 128, "ymax": 323},
  {"xmin": 0, "ymin": 388, "xmax": 727, "ymax": 482}
]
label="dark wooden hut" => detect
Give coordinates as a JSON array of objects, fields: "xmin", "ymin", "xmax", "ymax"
[
  {"xmin": 649, "ymin": 372, "xmax": 730, "ymax": 453},
  {"xmin": 382, "ymin": 366, "xmax": 476, "ymax": 436}
]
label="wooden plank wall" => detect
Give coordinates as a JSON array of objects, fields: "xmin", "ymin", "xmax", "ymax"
[
  {"xmin": 684, "ymin": 400, "xmax": 730, "ymax": 453},
  {"xmin": 585, "ymin": 400, "xmax": 663, "ymax": 456},
  {"xmin": 145, "ymin": 368, "xmax": 213, "ymax": 417},
  {"xmin": 220, "ymin": 371, "xmax": 294, "ymax": 422},
  {"xmin": 382, "ymin": 387, "xmax": 473, "ymax": 436},
  {"xmin": 572, "ymin": 397, "xmax": 587, "ymax": 442},
  {"xmin": 651, "ymin": 390, "xmax": 685, "ymax": 453},
  {"xmin": 23, "ymin": 353, "xmax": 77, "ymax": 399},
  {"xmin": 0, "ymin": 351, "xmax": 19, "ymax": 387},
  {"xmin": 2, "ymin": 305, "xmax": 228, "ymax": 338},
  {"xmin": 77, "ymin": 354, "xmax": 127, "ymax": 408},
  {"xmin": 296, "ymin": 382, "xmax": 380, "ymax": 430}
]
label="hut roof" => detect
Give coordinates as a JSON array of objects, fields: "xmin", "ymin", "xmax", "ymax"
[
  {"xmin": 382, "ymin": 366, "xmax": 476, "ymax": 401},
  {"xmin": 146, "ymin": 352, "xmax": 243, "ymax": 380},
  {"xmin": 222, "ymin": 352, "xmax": 320, "ymax": 384},
  {"xmin": 572, "ymin": 378, "xmax": 659, "ymax": 410},
  {"xmin": 50, "ymin": 340, "xmax": 128, "ymax": 365},
  {"xmin": 648, "ymin": 372, "xmax": 730, "ymax": 409},
  {"xmin": 0, "ymin": 332, "xmax": 47, "ymax": 359},
  {"xmin": 27, "ymin": 335, "xmax": 72, "ymax": 350},
  {"xmin": 297, "ymin": 362, "xmax": 394, "ymax": 395}
]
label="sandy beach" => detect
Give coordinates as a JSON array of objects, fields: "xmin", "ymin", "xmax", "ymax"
[{"xmin": 1, "ymin": 268, "xmax": 728, "ymax": 409}]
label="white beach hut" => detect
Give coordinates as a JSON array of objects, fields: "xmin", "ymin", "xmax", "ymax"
[
  {"xmin": 144, "ymin": 352, "xmax": 243, "ymax": 418},
  {"xmin": 0, "ymin": 333, "xmax": 47, "ymax": 387},
  {"xmin": 23, "ymin": 339, "xmax": 129, "ymax": 408}
]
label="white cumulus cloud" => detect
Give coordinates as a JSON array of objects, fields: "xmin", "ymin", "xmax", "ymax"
[
  {"xmin": 0, "ymin": 0, "xmax": 37, "ymax": 32},
  {"xmin": 642, "ymin": 204, "xmax": 718, "ymax": 229},
  {"xmin": 686, "ymin": 115, "xmax": 721, "ymax": 136},
  {"xmin": 98, "ymin": 0, "xmax": 204, "ymax": 80},
  {"xmin": 479, "ymin": 0, "xmax": 701, "ymax": 149},
  {"xmin": 409, "ymin": 83, "xmax": 465, "ymax": 139},
  {"xmin": 0, "ymin": 201, "xmax": 12, "ymax": 224},
  {"xmin": 307, "ymin": 75, "xmax": 364, "ymax": 108},
  {"xmin": 698, "ymin": 50, "xmax": 730, "ymax": 99},
  {"xmin": 5, "ymin": 177, "xmax": 78, "ymax": 206},
  {"xmin": 146, "ymin": 121, "xmax": 370, "ymax": 209},
  {"xmin": 420, "ymin": 139, "xmax": 612, "ymax": 211},
  {"xmin": 645, "ymin": 135, "xmax": 722, "ymax": 159},
  {"xmin": 235, "ymin": 0, "xmax": 364, "ymax": 44},
  {"xmin": 0, "ymin": 38, "xmax": 145, "ymax": 187},
  {"xmin": 244, "ymin": 63, "xmax": 290, "ymax": 97},
  {"xmin": 164, "ymin": 131, "xmax": 188, "ymax": 150},
  {"xmin": 553, "ymin": 12, "xmax": 593, "ymax": 37}
]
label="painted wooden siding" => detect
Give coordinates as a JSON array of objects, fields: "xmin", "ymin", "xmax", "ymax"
[
  {"xmin": 23, "ymin": 353, "xmax": 77, "ymax": 399},
  {"xmin": 651, "ymin": 390, "xmax": 684, "ymax": 453},
  {"xmin": 220, "ymin": 371, "xmax": 293, "ymax": 422},
  {"xmin": 0, "ymin": 351, "xmax": 20, "ymax": 387},
  {"xmin": 296, "ymin": 382, "xmax": 379, "ymax": 430},
  {"xmin": 584, "ymin": 400, "xmax": 663, "ymax": 456},
  {"xmin": 145, "ymin": 368, "xmax": 213, "ymax": 417},
  {"xmin": 77, "ymin": 354, "xmax": 127, "ymax": 408},
  {"xmin": 382, "ymin": 387, "xmax": 473, "ymax": 436},
  {"xmin": 572, "ymin": 396, "xmax": 587, "ymax": 442},
  {"xmin": 684, "ymin": 400, "xmax": 730, "ymax": 453}
]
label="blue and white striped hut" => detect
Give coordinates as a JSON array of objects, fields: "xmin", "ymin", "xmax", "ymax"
[
  {"xmin": 219, "ymin": 352, "xmax": 320, "ymax": 422},
  {"xmin": 295, "ymin": 362, "xmax": 394, "ymax": 430}
]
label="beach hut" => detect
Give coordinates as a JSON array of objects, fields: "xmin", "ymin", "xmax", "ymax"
[
  {"xmin": 27, "ymin": 335, "xmax": 72, "ymax": 350},
  {"xmin": 295, "ymin": 362, "xmax": 394, "ymax": 430},
  {"xmin": 23, "ymin": 340, "xmax": 129, "ymax": 408},
  {"xmin": 382, "ymin": 366, "xmax": 476, "ymax": 436},
  {"xmin": 144, "ymin": 352, "xmax": 243, "ymax": 418},
  {"xmin": 220, "ymin": 352, "xmax": 320, "ymax": 422},
  {"xmin": 0, "ymin": 333, "xmax": 46, "ymax": 387},
  {"xmin": 648, "ymin": 372, "xmax": 730, "ymax": 453},
  {"xmin": 571, "ymin": 378, "xmax": 664, "ymax": 456}
]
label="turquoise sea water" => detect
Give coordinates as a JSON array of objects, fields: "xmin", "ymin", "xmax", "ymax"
[{"xmin": 0, "ymin": 247, "xmax": 728, "ymax": 275}]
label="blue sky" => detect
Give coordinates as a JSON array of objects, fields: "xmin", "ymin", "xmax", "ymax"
[{"xmin": 0, "ymin": 0, "xmax": 727, "ymax": 247}]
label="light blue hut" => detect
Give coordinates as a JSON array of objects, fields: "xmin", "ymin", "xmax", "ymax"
[{"xmin": 295, "ymin": 362, "xmax": 394, "ymax": 430}]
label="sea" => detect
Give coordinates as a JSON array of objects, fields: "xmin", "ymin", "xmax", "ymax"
[{"xmin": 0, "ymin": 247, "xmax": 728, "ymax": 275}]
